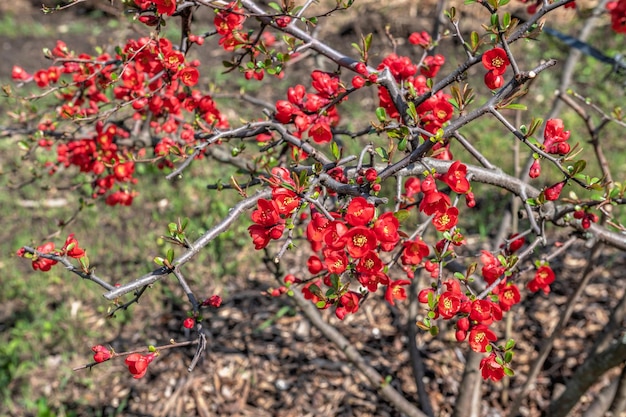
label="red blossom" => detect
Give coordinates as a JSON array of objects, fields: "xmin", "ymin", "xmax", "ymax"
[
  {"xmin": 125, "ymin": 352, "xmax": 157, "ymax": 379},
  {"xmin": 528, "ymin": 265, "xmax": 555, "ymax": 294},
  {"xmin": 183, "ymin": 318, "xmax": 195, "ymax": 329},
  {"xmin": 385, "ymin": 280, "xmax": 411, "ymax": 306},
  {"xmin": 345, "ymin": 197, "xmax": 375, "ymax": 227},
  {"xmin": 32, "ymin": 242, "xmax": 58, "ymax": 271},
  {"xmin": 202, "ymin": 295, "xmax": 223, "ymax": 307},
  {"xmin": 62, "ymin": 234, "xmax": 86, "ymax": 258},
  {"xmin": 342, "ymin": 226, "xmax": 377, "ymax": 259},
  {"xmin": 438, "ymin": 291, "xmax": 462, "ymax": 319},
  {"xmin": 498, "ymin": 283, "xmax": 521, "ymax": 311},
  {"xmin": 482, "ymin": 48, "xmax": 509, "ymax": 75},
  {"xmin": 480, "ymin": 352, "xmax": 506, "ymax": 381},
  {"xmin": 442, "ymin": 161, "xmax": 470, "ymax": 194},
  {"xmin": 607, "ymin": 0, "xmax": 626, "ymax": 33},
  {"xmin": 92, "ymin": 345, "xmax": 112, "ymax": 363},
  {"xmin": 401, "ymin": 239, "xmax": 429, "ymax": 265},
  {"xmin": 432, "ymin": 206, "xmax": 459, "ymax": 231},
  {"xmin": 408, "ymin": 31, "xmax": 431, "ymax": 48},
  {"xmin": 469, "ymin": 325, "xmax": 498, "ymax": 352}
]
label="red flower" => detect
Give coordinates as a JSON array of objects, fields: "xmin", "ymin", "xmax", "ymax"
[
  {"xmin": 307, "ymin": 255, "xmax": 325, "ymax": 274},
  {"xmin": 498, "ymin": 283, "xmax": 521, "ymax": 311},
  {"xmin": 480, "ymin": 352, "xmax": 505, "ymax": 381},
  {"xmin": 336, "ymin": 291, "xmax": 361, "ymax": 319},
  {"xmin": 408, "ymin": 31, "xmax": 431, "ymax": 48},
  {"xmin": 12, "ymin": 65, "xmax": 32, "ymax": 81},
  {"xmin": 32, "ymin": 242, "xmax": 58, "ymax": 271},
  {"xmin": 385, "ymin": 280, "xmax": 411, "ymax": 306},
  {"xmin": 469, "ymin": 299, "xmax": 494, "ymax": 323},
  {"xmin": 404, "ymin": 177, "xmax": 421, "ymax": 199},
  {"xmin": 527, "ymin": 265, "xmax": 555, "ymax": 294},
  {"xmin": 469, "ymin": 325, "xmax": 498, "ymax": 352},
  {"xmin": 154, "ymin": 0, "xmax": 177, "ymax": 15},
  {"xmin": 308, "ymin": 121, "xmax": 333, "ymax": 144},
  {"xmin": 125, "ymin": 352, "xmax": 156, "ymax": 379},
  {"xmin": 401, "ymin": 239, "xmax": 429, "ymax": 265},
  {"xmin": 607, "ymin": 0, "xmax": 626, "ymax": 33},
  {"xmin": 202, "ymin": 295, "xmax": 222, "ymax": 307},
  {"xmin": 343, "ymin": 226, "xmax": 377, "ymax": 259},
  {"xmin": 482, "ymin": 47, "xmax": 509, "ymax": 75},
  {"xmin": 324, "ymin": 250, "xmax": 349, "ymax": 274},
  {"xmin": 442, "ymin": 161, "xmax": 470, "ymax": 194},
  {"xmin": 183, "ymin": 318, "xmax": 195, "ymax": 329},
  {"xmin": 372, "ymin": 212, "xmax": 400, "ymax": 251},
  {"xmin": 62, "ymin": 234, "xmax": 86, "ymax": 258},
  {"xmin": 420, "ymin": 54, "xmax": 445, "ymax": 78},
  {"xmin": 345, "ymin": 197, "xmax": 375, "ymax": 227},
  {"xmin": 480, "ymin": 250, "xmax": 505, "ymax": 285},
  {"xmin": 419, "ymin": 191, "xmax": 450, "ymax": 216},
  {"xmin": 432, "ymin": 206, "xmax": 459, "ymax": 231},
  {"xmin": 92, "ymin": 345, "xmax": 112, "ymax": 363},
  {"xmin": 438, "ymin": 291, "xmax": 462, "ymax": 319},
  {"xmin": 356, "ymin": 251, "xmax": 383, "ymax": 275},
  {"xmin": 179, "ymin": 66, "xmax": 199, "ymax": 87}
]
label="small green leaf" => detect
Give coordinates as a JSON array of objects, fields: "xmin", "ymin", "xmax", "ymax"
[
  {"xmin": 504, "ymin": 350, "xmax": 514, "ymax": 363},
  {"xmin": 154, "ymin": 257, "xmax": 165, "ymax": 266},
  {"xmin": 393, "ymin": 209, "xmax": 410, "ymax": 222},
  {"xmin": 429, "ymin": 325, "xmax": 439, "ymax": 336},
  {"xmin": 504, "ymin": 367, "xmax": 515, "ymax": 376},
  {"xmin": 268, "ymin": 2, "xmax": 282, "ymax": 11},
  {"xmin": 375, "ymin": 107, "xmax": 387, "ymax": 122},
  {"xmin": 166, "ymin": 248, "xmax": 175, "ymax": 264},
  {"xmin": 330, "ymin": 141, "xmax": 340, "ymax": 160}
]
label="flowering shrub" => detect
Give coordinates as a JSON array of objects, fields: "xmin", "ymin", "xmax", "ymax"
[{"xmin": 8, "ymin": 0, "xmax": 626, "ymax": 415}]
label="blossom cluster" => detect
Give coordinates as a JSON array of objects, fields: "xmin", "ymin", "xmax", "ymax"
[{"xmin": 273, "ymin": 70, "xmax": 345, "ymax": 146}]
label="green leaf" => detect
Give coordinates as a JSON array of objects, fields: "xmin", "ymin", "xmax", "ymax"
[
  {"xmin": 154, "ymin": 256, "xmax": 165, "ymax": 266},
  {"xmin": 504, "ymin": 350, "xmax": 514, "ymax": 363},
  {"xmin": 166, "ymin": 248, "xmax": 175, "ymax": 264},
  {"xmin": 501, "ymin": 103, "xmax": 527, "ymax": 111},
  {"xmin": 429, "ymin": 325, "xmax": 439, "ymax": 336},
  {"xmin": 375, "ymin": 107, "xmax": 387, "ymax": 122},
  {"xmin": 375, "ymin": 146, "xmax": 389, "ymax": 161},
  {"xmin": 315, "ymin": 300, "xmax": 326, "ymax": 308},
  {"xmin": 398, "ymin": 137, "xmax": 408, "ymax": 151},
  {"xmin": 571, "ymin": 160, "xmax": 587, "ymax": 176},
  {"xmin": 470, "ymin": 31, "xmax": 479, "ymax": 51},
  {"xmin": 393, "ymin": 209, "xmax": 410, "ymax": 222},
  {"xmin": 330, "ymin": 141, "xmax": 340, "ymax": 160},
  {"xmin": 268, "ymin": 2, "xmax": 282, "ymax": 11},
  {"xmin": 504, "ymin": 367, "xmax": 515, "ymax": 376}
]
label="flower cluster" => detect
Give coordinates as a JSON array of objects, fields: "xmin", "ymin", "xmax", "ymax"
[
  {"xmin": 134, "ymin": 0, "xmax": 178, "ymax": 16},
  {"xmin": 482, "ymin": 47, "xmax": 510, "ymax": 90},
  {"xmin": 527, "ymin": 265, "xmax": 555, "ymax": 294},
  {"xmin": 17, "ymin": 234, "xmax": 87, "ymax": 271},
  {"xmin": 248, "ymin": 167, "xmax": 303, "ymax": 249},
  {"xmin": 528, "ymin": 118, "xmax": 571, "ymax": 181},
  {"xmin": 214, "ymin": 2, "xmax": 248, "ymax": 51},
  {"xmin": 13, "ymin": 35, "xmax": 227, "ymax": 205},
  {"xmin": 607, "ymin": 0, "xmax": 626, "ymax": 33},
  {"xmin": 274, "ymin": 71, "xmax": 344, "ymax": 145}
]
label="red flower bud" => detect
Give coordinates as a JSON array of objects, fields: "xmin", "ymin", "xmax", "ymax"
[
  {"xmin": 529, "ymin": 159, "xmax": 541, "ymax": 178},
  {"xmin": 544, "ymin": 181, "xmax": 565, "ymax": 201},
  {"xmin": 183, "ymin": 318, "xmax": 195, "ymax": 329}
]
